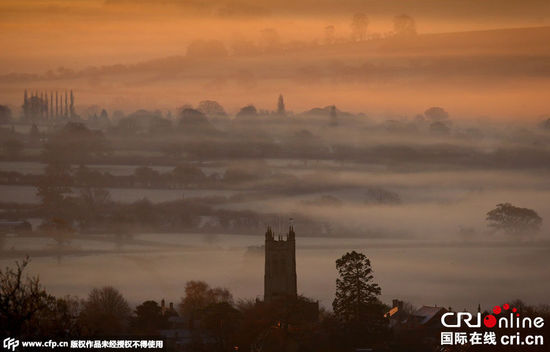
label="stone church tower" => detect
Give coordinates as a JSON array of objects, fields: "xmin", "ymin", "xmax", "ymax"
[{"xmin": 264, "ymin": 225, "xmax": 297, "ymax": 302}]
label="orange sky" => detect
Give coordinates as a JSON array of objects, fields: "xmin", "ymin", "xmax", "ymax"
[
  {"xmin": 1, "ymin": 0, "xmax": 550, "ymax": 119},
  {"xmin": 1, "ymin": 0, "xmax": 549, "ymax": 72}
]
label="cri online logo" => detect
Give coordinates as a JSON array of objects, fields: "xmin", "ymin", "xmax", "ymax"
[
  {"xmin": 484, "ymin": 303, "xmax": 517, "ymax": 328},
  {"xmin": 441, "ymin": 303, "xmax": 545, "ymax": 329}
]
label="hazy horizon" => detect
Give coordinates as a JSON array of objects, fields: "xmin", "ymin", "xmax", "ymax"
[{"xmin": 1, "ymin": 0, "xmax": 550, "ymax": 119}]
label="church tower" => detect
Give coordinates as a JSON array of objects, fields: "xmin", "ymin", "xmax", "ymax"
[
  {"xmin": 264, "ymin": 225, "xmax": 297, "ymax": 302},
  {"xmin": 277, "ymin": 94, "xmax": 286, "ymax": 116}
]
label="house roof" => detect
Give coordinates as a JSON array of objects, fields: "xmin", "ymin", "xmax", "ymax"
[{"xmin": 413, "ymin": 306, "xmax": 446, "ymax": 325}]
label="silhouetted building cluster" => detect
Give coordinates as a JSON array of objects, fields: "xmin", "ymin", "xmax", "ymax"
[
  {"xmin": 386, "ymin": 299, "xmax": 449, "ymax": 348},
  {"xmin": 22, "ymin": 89, "xmax": 76, "ymax": 121}
]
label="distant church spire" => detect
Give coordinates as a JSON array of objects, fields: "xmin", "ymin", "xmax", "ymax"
[{"xmin": 277, "ymin": 94, "xmax": 286, "ymax": 116}]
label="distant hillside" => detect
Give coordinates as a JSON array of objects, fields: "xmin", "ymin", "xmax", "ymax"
[{"xmin": 298, "ymin": 26, "xmax": 550, "ymax": 57}]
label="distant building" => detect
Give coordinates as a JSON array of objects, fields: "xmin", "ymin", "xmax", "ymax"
[
  {"xmin": 411, "ymin": 305, "xmax": 448, "ymax": 329},
  {"xmin": 277, "ymin": 94, "xmax": 286, "ymax": 116},
  {"xmin": 160, "ymin": 299, "xmax": 178, "ymax": 318},
  {"xmin": 22, "ymin": 89, "xmax": 76, "ymax": 121},
  {"xmin": 385, "ymin": 299, "xmax": 407, "ymax": 328},
  {"xmin": 386, "ymin": 300, "xmax": 448, "ymax": 348},
  {"xmin": 386, "ymin": 300, "xmax": 448, "ymax": 330},
  {"xmin": 257, "ymin": 225, "xmax": 319, "ymax": 349},
  {"xmin": 264, "ymin": 225, "xmax": 297, "ymax": 302}
]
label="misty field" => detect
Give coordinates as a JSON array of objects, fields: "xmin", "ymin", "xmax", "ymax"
[{"xmin": 1, "ymin": 232, "xmax": 548, "ymax": 312}]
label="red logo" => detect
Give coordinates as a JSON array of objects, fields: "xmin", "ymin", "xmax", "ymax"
[{"xmin": 483, "ymin": 304, "xmax": 520, "ymax": 328}]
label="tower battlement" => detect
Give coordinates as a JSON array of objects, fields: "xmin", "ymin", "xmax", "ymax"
[{"xmin": 264, "ymin": 225, "xmax": 297, "ymax": 302}]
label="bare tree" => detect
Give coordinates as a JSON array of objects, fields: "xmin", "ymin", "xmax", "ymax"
[
  {"xmin": 197, "ymin": 100, "xmax": 227, "ymax": 117},
  {"xmin": 179, "ymin": 281, "xmax": 233, "ymax": 328},
  {"xmin": 0, "ymin": 257, "xmax": 50, "ymax": 336},
  {"xmin": 79, "ymin": 286, "xmax": 131, "ymax": 335}
]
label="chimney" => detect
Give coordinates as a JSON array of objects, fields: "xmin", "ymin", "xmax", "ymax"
[{"xmin": 392, "ymin": 299, "xmax": 403, "ymax": 310}]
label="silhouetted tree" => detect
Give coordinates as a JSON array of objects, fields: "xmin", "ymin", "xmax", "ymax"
[
  {"xmin": 32, "ymin": 295, "xmax": 83, "ymax": 337},
  {"xmin": 235, "ymin": 295, "xmax": 320, "ymax": 352},
  {"xmin": 39, "ymin": 217, "xmax": 75, "ymax": 246},
  {"xmin": 131, "ymin": 300, "xmax": 167, "ymax": 335},
  {"xmin": 43, "ymin": 122, "xmax": 109, "ymax": 163},
  {"xmin": 486, "ymin": 203, "xmax": 542, "ymax": 235},
  {"xmin": 197, "ymin": 100, "xmax": 227, "ymax": 117},
  {"xmin": 0, "ymin": 257, "xmax": 50, "ymax": 336},
  {"xmin": 236, "ymin": 105, "xmax": 258, "ymax": 119},
  {"xmin": 115, "ymin": 110, "xmax": 171, "ymax": 134},
  {"xmin": 35, "ymin": 162, "xmax": 72, "ymax": 217},
  {"xmin": 333, "ymin": 251, "xmax": 388, "ymax": 348},
  {"xmin": 79, "ymin": 287, "xmax": 131, "ymax": 336},
  {"xmin": 99, "ymin": 109, "xmax": 108, "ymax": 120},
  {"xmin": 429, "ymin": 121, "xmax": 450, "ymax": 134},
  {"xmin": 178, "ymin": 108, "xmax": 211, "ymax": 129},
  {"xmin": 201, "ymin": 301, "xmax": 241, "ymax": 351},
  {"xmin": 0, "ymin": 105, "xmax": 12, "ymax": 124},
  {"xmin": 424, "ymin": 106, "xmax": 449, "ymax": 121},
  {"xmin": 539, "ymin": 117, "xmax": 550, "ymax": 130},
  {"xmin": 78, "ymin": 185, "xmax": 111, "ymax": 228},
  {"xmin": 179, "ymin": 281, "xmax": 233, "ymax": 329}
]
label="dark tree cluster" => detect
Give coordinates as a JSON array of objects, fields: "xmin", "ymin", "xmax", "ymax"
[
  {"xmin": 486, "ymin": 203, "xmax": 542, "ymax": 235},
  {"xmin": 0, "ymin": 257, "xmax": 363, "ymax": 351}
]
